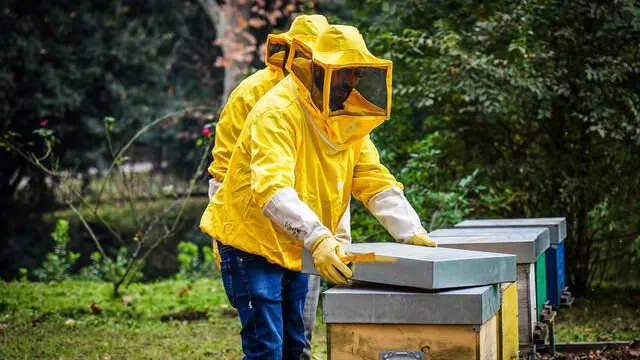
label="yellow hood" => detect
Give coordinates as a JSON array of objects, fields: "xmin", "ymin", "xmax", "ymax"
[
  {"xmin": 286, "ymin": 25, "xmax": 393, "ymax": 151},
  {"xmin": 265, "ymin": 14, "xmax": 329, "ymax": 73}
]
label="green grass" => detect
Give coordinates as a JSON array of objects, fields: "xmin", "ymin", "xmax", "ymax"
[
  {"xmin": 2, "ymin": 280, "xmax": 638, "ymax": 360},
  {"xmin": 555, "ymin": 285, "xmax": 640, "ymax": 342},
  {"xmin": 0, "ymin": 279, "xmax": 320, "ymax": 360}
]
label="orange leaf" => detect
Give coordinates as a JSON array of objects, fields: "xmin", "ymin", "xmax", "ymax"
[
  {"xmin": 248, "ymin": 18, "xmax": 266, "ymax": 28},
  {"xmin": 90, "ymin": 302, "xmax": 103, "ymax": 314},
  {"xmin": 178, "ymin": 284, "xmax": 193, "ymax": 297},
  {"xmin": 236, "ymin": 16, "xmax": 249, "ymax": 29}
]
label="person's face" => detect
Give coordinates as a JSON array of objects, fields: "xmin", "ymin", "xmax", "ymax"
[{"xmin": 330, "ymin": 68, "xmax": 362, "ymax": 110}]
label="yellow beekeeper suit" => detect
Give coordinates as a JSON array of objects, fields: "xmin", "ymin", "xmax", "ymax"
[
  {"xmin": 200, "ymin": 25, "xmax": 436, "ymax": 278},
  {"xmin": 204, "ymin": 15, "xmax": 331, "ymax": 267},
  {"xmin": 207, "ymin": 14, "xmax": 329, "ymax": 194}
]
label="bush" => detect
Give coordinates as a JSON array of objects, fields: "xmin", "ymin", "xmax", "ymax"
[
  {"xmin": 32, "ymin": 220, "xmax": 79, "ymax": 282},
  {"xmin": 176, "ymin": 242, "xmax": 214, "ymax": 281}
]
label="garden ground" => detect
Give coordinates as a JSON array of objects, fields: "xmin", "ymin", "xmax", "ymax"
[{"xmin": 0, "ymin": 280, "xmax": 638, "ymax": 359}]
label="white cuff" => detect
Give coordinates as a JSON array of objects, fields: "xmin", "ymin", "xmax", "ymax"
[
  {"xmin": 334, "ymin": 202, "xmax": 352, "ymax": 244},
  {"xmin": 208, "ymin": 178, "xmax": 222, "ymax": 200},
  {"xmin": 366, "ymin": 187, "xmax": 426, "ymax": 243},
  {"xmin": 262, "ymin": 187, "xmax": 332, "ymax": 250}
]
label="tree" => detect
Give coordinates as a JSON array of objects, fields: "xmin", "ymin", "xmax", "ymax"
[
  {"xmin": 345, "ymin": 0, "xmax": 640, "ymax": 292},
  {"xmin": 197, "ymin": 0, "xmax": 317, "ymax": 103},
  {"xmin": 0, "ymin": 0, "xmax": 210, "ymax": 279}
]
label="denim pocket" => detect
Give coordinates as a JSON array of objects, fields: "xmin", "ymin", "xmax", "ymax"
[{"xmin": 219, "ymin": 259, "xmax": 236, "ymax": 308}]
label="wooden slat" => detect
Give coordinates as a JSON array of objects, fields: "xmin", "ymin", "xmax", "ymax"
[
  {"xmin": 517, "ymin": 264, "xmax": 537, "ymax": 346},
  {"xmin": 535, "ymin": 252, "xmax": 547, "ymax": 319},
  {"xmin": 480, "ymin": 315, "xmax": 498, "ymax": 360},
  {"xmin": 498, "ymin": 282, "xmax": 519, "ymax": 360},
  {"xmin": 327, "ymin": 318, "xmax": 498, "ymax": 360}
]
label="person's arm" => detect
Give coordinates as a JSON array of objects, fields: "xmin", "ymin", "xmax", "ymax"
[
  {"xmin": 208, "ymin": 87, "xmax": 253, "ymax": 183},
  {"xmin": 251, "ymin": 108, "xmax": 352, "ymax": 283},
  {"xmin": 351, "ymin": 136, "xmax": 436, "ymax": 246}
]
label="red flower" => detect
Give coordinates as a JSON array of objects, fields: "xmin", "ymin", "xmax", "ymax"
[
  {"xmin": 40, "ymin": 119, "xmax": 49, "ymax": 127},
  {"xmin": 201, "ymin": 128, "xmax": 212, "ymax": 136}
]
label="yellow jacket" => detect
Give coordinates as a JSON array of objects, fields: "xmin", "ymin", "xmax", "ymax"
[
  {"xmin": 208, "ymin": 68, "xmax": 282, "ymax": 182},
  {"xmin": 200, "ymin": 77, "xmax": 401, "ymax": 271},
  {"xmin": 207, "ymin": 15, "xmax": 329, "ymax": 182}
]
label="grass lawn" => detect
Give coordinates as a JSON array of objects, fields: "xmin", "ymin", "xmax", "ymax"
[
  {"xmin": 1, "ymin": 280, "xmax": 638, "ymax": 359},
  {"xmin": 0, "ymin": 279, "xmax": 326, "ymax": 360}
]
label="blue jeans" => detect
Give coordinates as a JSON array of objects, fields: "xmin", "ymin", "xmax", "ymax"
[{"xmin": 218, "ymin": 243, "xmax": 309, "ymax": 360}]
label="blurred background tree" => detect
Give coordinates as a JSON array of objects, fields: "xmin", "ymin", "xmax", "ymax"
[
  {"xmin": 340, "ymin": 0, "xmax": 640, "ymax": 293},
  {"xmin": 1, "ymin": 0, "xmax": 316, "ymax": 279},
  {"xmin": 1, "ymin": 0, "xmax": 639, "ymax": 294}
]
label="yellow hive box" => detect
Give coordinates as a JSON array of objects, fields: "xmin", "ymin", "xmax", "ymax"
[
  {"xmin": 322, "ymin": 285, "xmax": 502, "ymax": 360},
  {"xmin": 497, "ymin": 282, "xmax": 519, "ymax": 360}
]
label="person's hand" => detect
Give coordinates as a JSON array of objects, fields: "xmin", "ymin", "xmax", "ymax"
[
  {"xmin": 409, "ymin": 231, "xmax": 437, "ymax": 247},
  {"xmin": 310, "ymin": 235, "xmax": 353, "ymax": 285}
]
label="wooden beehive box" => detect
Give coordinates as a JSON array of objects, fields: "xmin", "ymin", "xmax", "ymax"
[
  {"xmin": 323, "ymin": 285, "xmax": 501, "ymax": 360},
  {"xmin": 455, "ymin": 218, "xmax": 567, "ymax": 307},
  {"xmin": 429, "ymin": 227, "xmax": 549, "ymax": 347}
]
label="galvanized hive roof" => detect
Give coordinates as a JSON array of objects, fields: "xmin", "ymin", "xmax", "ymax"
[
  {"xmin": 302, "ymin": 242, "xmax": 516, "ymax": 290},
  {"xmin": 428, "ymin": 227, "xmax": 550, "ymax": 264},
  {"xmin": 454, "ymin": 218, "xmax": 567, "ymax": 245},
  {"xmin": 322, "ymin": 284, "xmax": 501, "ymax": 325}
]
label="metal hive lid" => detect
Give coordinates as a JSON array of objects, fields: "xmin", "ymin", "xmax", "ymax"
[
  {"xmin": 322, "ymin": 284, "xmax": 501, "ymax": 325},
  {"xmin": 454, "ymin": 218, "xmax": 567, "ymax": 244},
  {"xmin": 302, "ymin": 242, "xmax": 516, "ymax": 290},
  {"xmin": 428, "ymin": 227, "xmax": 550, "ymax": 263}
]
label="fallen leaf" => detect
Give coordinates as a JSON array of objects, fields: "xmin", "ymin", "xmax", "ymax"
[
  {"xmin": 103, "ymin": 356, "xmax": 112, "ymax": 360},
  {"xmin": 64, "ymin": 319, "xmax": 76, "ymax": 326},
  {"xmin": 122, "ymin": 296, "xmax": 131, "ymax": 306},
  {"xmin": 90, "ymin": 302, "xmax": 102, "ymax": 314},
  {"xmin": 178, "ymin": 284, "xmax": 193, "ymax": 297}
]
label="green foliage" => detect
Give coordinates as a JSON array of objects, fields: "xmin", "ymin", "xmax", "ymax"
[
  {"xmin": 0, "ymin": 280, "xmax": 244, "ymax": 359},
  {"xmin": 33, "ymin": 220, "xmax": 80, "ymax": 282},
  {"xmin": 555, "ymin": 283, "xmax": 640, "ymax": 342},
  {"xmin": 345, "ymin": 0, "xmax": 640, "ymax": 291},
  {"xmin": 76, "ymin": 248, "xmax": 143, "ymax": 285},
  {"xmin": 176, "ymin": 242, "xmax": 214, "ymax": 282}
]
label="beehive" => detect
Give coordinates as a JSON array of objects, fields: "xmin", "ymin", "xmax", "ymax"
[
  {"xmin": 455, "ymin": 218, "xmax": 568, "ymax": 307},
  {"xmin": 428, "ymin": 227, "xmax": 549, "ymax": 346},
  {"xmin": 497, "ymin": 282, "xmax": 519, "ymax": 360},
  {"xmin": 322, "ymin": 285, "xmax": 501, "ymax": 360}
]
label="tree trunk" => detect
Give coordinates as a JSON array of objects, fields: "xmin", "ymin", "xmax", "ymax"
[{"xmin": 197, "ymin": 0, "xmax": 252, "ymax": 105}]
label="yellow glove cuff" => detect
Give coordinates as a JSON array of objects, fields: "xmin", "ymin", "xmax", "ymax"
[{"xmin": 409, "ymin": 232, "xmax": 438, "ymax": 247}]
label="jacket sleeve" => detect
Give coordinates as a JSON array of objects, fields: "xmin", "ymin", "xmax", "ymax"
[
  {"xmin": 351, "ymin": 136, "xmax": 403, "ymax": 205},
  {"xmin": 208, "ymin": 86, "xmax": 255, "ymax": 182},
  {"xmin": 250, "ymin": 107, "xmax": 333, "ymax": 248}
]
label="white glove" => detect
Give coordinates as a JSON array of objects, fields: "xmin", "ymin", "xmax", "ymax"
[
  {"xmin": 366, "ymin": 187, "xmax": 427, "ymax": 243},
  {"xmin": 262, "ymin": 187, "xmax": 332, "ymax": 250}
]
